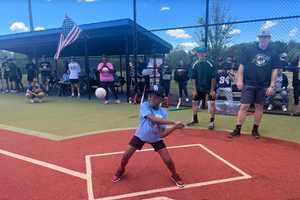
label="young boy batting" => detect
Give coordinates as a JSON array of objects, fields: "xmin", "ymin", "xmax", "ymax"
[{"xmin": 112, "ymin": 85, "xmax": 185, "ymax": 187}]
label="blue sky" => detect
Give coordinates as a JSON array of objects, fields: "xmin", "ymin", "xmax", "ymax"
[{"xmin": 1, "ymin": 0, "xmax": 300, "ymax": 49}]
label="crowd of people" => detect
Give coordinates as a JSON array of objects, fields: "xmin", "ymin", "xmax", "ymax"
[{"xmin": 0, "ymin": 30, "xmax": 299, "ymax": 119}]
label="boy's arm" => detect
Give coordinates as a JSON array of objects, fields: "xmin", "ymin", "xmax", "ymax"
[
  {"xmin": 159, "ymin": 123, "xmax": 184, "ymax": 138},
  {"xmin": 146, "ymin": 115, "xmax": 175, "ymax": 125}
]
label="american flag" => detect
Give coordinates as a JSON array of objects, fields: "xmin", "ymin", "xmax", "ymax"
[{"xmin": 54, "ymin": 15, "xmax": 81, "ymax": 60}]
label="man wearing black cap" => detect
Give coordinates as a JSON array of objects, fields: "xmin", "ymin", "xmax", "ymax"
[
  {"xmin": 229, "ymin": 30, "xmax": 279, "ymax": 138},
  {"xmin": 187, "ymin": 47, "xmax": 217, "ymax": 130}
]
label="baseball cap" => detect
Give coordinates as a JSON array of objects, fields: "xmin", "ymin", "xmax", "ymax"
[
  {"xmin": 194, "ymin": 47, "xmax": 208, "ymax": 53},
  {"xmin": 148, "ymin": 85, "xmax": 164, "ymax": 97},
  {"xmin": 258, "ymin": 30, "xmax": 271, "ymax": 37}
]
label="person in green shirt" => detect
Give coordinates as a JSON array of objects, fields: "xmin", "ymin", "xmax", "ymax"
[{"xmin": 187, "ymin": 47, "xmax": 217, "ymax": 130}]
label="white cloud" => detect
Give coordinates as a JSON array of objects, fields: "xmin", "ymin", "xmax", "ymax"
[
  {"xmin": 78, "ymin": 0, "xmax": 96, "ymax": 2},
  {"xmin": 166, "ymin": 29, "xmax": 191, "ymax": 39},
  {"xmin": 229, "ymin": 28, "xmax": 241, "ymax": 35},
  {"xmin": 10, "ymin": 22, "xmax": 29, "ymax": 32},
  {"xmin": 160, "ymin": 6, "xmax": 170, "ymax": 11},
  {"xmin": 261, "ymin": 20, "xmax": 277, "ymax": 30},
  {"xmin": 178, "ymin": 42, "xmax": 198, "ymax": 48},
  {"xmin": 289, "ymin": 27, "xmax": 299, "ymax": 37},
  {"xmin": 34, "ymin": 26, "xmax": 46, "ymax": 31}
]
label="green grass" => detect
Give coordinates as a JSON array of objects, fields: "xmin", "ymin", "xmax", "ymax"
[{"xmin": 0, "ymin": 94, "xmax": 299, "ymax": 143}]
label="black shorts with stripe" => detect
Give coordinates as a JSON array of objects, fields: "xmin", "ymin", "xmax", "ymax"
[
  {"xmin": 129, "ymin": 136, "xmax": 166, "ymax": 152},
  {"xmin": 193, "ymin": 90, "xmax": 216, "ymax": 101}
]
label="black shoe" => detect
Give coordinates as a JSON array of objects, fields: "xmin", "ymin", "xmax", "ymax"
[
  {"xmin": 251, "ymin": 129, "xmax": 260, "ymax": 139},
  {"xmin": 186, "ymin": 120, "xmax": 199, "ymax": 126},
  {"xmin": 228, "ymin": 129, "xmax": 241, "ymax": 138}
]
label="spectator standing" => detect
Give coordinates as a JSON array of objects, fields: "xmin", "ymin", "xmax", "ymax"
[{"xmin": 97, "ymin": 56, "xmax": 120, "ymax": 104}]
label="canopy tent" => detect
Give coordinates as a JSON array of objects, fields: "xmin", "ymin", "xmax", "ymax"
[{"xmin": 0, "ymin": 18, "xmax": 172, "ymax": 57}]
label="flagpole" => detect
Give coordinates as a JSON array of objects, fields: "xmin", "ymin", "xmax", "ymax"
[
  {"xmin": 28, "ymin": 0, "xmax": 34, "ymax": 31},
  {"xmin": 84, "ymin": 35, "xmax": 91, "ymax": 100}
]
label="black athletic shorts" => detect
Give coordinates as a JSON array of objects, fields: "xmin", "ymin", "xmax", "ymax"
[
  {"xmin": 9, "ymin": 75, "xmax": 17, "ymax": 82},
  {"xmin": 70, "ymin": 79, "xmax": 79, "ymax": 84},
  {"xmin": 240, "ymin": 85, "xmax": 267, "ymax": 105},
  {"xmin": 129, "ymin": 136, "xmax": 166, "ymax": 152},
  {"xmin": 193, "ymin": 90, "xmax": 216, "ymax": 101}
]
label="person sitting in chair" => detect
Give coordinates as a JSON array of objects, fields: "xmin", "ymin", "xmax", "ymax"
[
  {"xmin": 26, "ymin": 78, "xmax": 45, "ymax": 103},
  {"xmin": 266, "ymin": 69, "xmax": 288, "ymax": 112}
]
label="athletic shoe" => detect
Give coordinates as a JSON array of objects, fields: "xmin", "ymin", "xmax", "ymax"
[
  {"xmin": 228, "ymin": 129, "xmax": 241, "ymax": 138},
  {"xmin": 104, "ymin": 100, "xmax": 109, "ymax": 104},
  {"xmin": 267, "ymin": 104, "xmax": 273, "ymax": 111},
  {"xmin": 208, "ymin": 121, "xmax": 215, "ymax": 130},
  {"xmin": 77, "ymin": 94, "xmax": 80, "ymax": 98},
  {"xmin": 186, "ymin": 120, "xmax": 199, "ymax": 126},
  {"xmin": 176, "ymin": 98, "xmax": 182, "ymax": 109},
  {"xmin": 112, "ymin": 169, "xmax": 125, "ymax": 183},
  {"xmin": 30, "ymin": 99, "xmax": 35, "ymax": 103},
  {"xmin": 170, "ymin": 174, "xmax": 184, "ymax": 188},
  {"xmin": 185, "ymin": 98, "xmax": 189, "ymax": 103},
  {"xmin": 115, "ymin": 100, "xmax": 121, "ymax": 104},
  {"xmin": 282, "ymin": 105, "xmax": 287, "ymax": 112},
  {"xmin": 251, "ymin": 129, "xmax": 260, "ymax": 139}
]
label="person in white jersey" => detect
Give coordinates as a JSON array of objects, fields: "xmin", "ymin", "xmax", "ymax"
[{"xmin": 68, "ymin": 57, "xmax": 81, "ymax": 98}]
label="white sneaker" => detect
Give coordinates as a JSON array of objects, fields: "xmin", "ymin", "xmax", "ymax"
[
  {"xmin": 30, "ymin": 99, "xmax": 35, "ymax": 103},
  {"xmin": 267, "ymin": 105, "xmax": 273, "ymax": 111},
  {"xmin": 282, "ymin": 105, "xmax": 287, "ymax": 112},
  {"xmin": 185, "ymin": 98, "xmax": 189, "ymax": 103},
  {"xmin": 176, "ymin": 98, "xmax": 182, "ymax": 109},
  {"xmin": 71, "ymin": 93, "xmax": 75, "ymax": 97},
  {"xmin": 208, "ymin": 121, "xmax": 215, "ymax": 130},
  {"xmin": 77, "ymin": 94, "xmax": 80, "ymax": 98},
  {"xmin": 104, "ymin": 100, "xmax": 109, "ymax": 104},
  {"xmin": 115, "ymin": 100, "xmax": 121, "ymax": 104}
]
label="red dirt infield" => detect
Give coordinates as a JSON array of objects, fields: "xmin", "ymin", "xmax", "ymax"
[{"xmin": 0, "ymin": 128, "xmax": 300, "ymax": 200}]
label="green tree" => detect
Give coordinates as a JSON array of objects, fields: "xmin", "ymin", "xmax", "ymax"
[
  {"xmin": 194, "ymin": 1, "xmax": 234, "ymax": 62},
  {"xmin": 166, "ymin": 49, "xmax": 191, "ymax": 68}
]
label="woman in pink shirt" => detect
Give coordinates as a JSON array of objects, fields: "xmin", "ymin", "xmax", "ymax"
[{"xmin": 97, "ymin": 56, "xmax": 120, "ymax": 104}]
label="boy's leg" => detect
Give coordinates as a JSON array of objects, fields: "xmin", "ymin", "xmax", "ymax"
[
  {"xmin": 26, "ymin": 92, "xmax": 35, "ymax": 103},
  {"xmin": 178, "ymin": 82, "xmax": 183, "ymax": 98},
  {"xmin": 37, "ymin": 92, "xmax": 45, "ymax": 99},
  {"xmin": 183, "ymin": 82, "xmax": 188, "ymax": 98},
  {"xmin": 280, "ymin": 90, "xmax": 288, "ymax": 111},
  {"xmin": 112, "ymin": 145, "xmax": 137, "ymax": 182},
  {"xmin": 102, "ymin": 82, "xmax": 109, "ymax": 102},
  {"xmin": 109, "ymin": 82, "xmax": 119, "ymax": 102},
  {"xmin": 157, "ymin": 147, "xmax": 184, "ymax": 187},
  {"xmin": 208, "ymin": 94, "xmax": 216, "ymax": 130},
  {"xmin": 266, "ymin": 90, "xmax": 275, "ymax": 111},
  {"xmin": 5, "ymin": 78, "xmax": 10, "ymax": 92},
  {"xmin": 71, "ymin": 83, "xmax": 75, "ymax": 96},
  {"xmin": 113, "ymin": 136, "xmax": 144, "ymax": 182},
  {"xmin": 157, "ymin": 148, "xmax": 177, "ymax": 175},
  {"xmin": 76, "ymin": 82, "xmax": 80, "ymax": 97}
]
